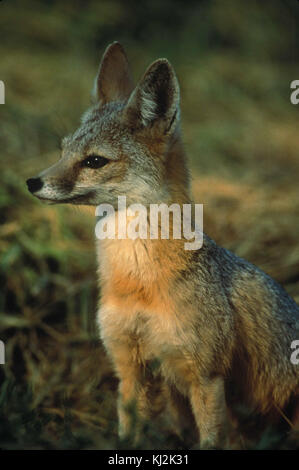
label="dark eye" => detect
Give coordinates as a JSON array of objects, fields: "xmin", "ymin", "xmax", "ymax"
[{"xmin": 82, "ymin": 155, "xmax": 109, "ymax": 169}]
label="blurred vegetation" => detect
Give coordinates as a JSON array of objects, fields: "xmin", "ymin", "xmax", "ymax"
[{"xmin": 0, "ymin": 0, "xmax": 299, "ymax": 449}]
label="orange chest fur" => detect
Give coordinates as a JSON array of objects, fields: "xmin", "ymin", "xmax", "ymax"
[
  {"xmin": 97, "ymin": 239, "xmax": 198, "ymax": 390},
  {"xmin": 97, "ymin": 237, "xmax": 185, "ymax": 313}
]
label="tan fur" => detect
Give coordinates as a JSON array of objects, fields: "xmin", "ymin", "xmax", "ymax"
[{"xmin": 28, "ymin": 42, "xmax": 299, "ymax": 448}]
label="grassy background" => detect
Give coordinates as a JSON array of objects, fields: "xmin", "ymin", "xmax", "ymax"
[{"xmin": 0, "ymin": 0, "xmax": 299, "ymax": 449}]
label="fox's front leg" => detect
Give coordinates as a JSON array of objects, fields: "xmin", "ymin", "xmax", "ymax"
[
  {"xmin": 117, "ymin": 360, "xmax": 145, "ymax": 441},
  {"xmin": 166, "ymin": 384, "xmax": 197, "ymax": 445},
  {"xmin": 190, "ymin": 376, "xmax": 229, "ymax": 449},
  {"xmin": 107, "ymin": 342, "xmax": 164, "ymax": 443}
]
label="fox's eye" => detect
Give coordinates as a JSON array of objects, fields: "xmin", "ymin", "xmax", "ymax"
[{"xmin": 82, "ymin": 155, "xmax": 109, "ymax": 169}]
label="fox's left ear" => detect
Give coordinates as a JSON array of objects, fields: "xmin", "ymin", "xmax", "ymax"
[
  {"xmin": 124, "ymin": 59, "xmax": 180, "ymax": 135},
  {"xmin": 93, "ymin": 41, "xmax": 134, "ymax": 104}
]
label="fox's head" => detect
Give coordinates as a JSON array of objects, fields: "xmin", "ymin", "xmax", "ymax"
[{"xmin": 27, "ymin": 42, "xmax": 190, "ymax": 207}]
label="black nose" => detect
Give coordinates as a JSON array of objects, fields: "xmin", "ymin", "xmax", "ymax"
[{"xmin": 26, "ymin": 177, "xmax": 44, "ymax": 193}]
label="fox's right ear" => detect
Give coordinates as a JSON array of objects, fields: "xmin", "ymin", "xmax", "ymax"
[
  {"xmin": 123, "ymin": 58, "xmax": 180, "ymax": 135},
  {"xmin": 93, "ymin": 42, "xmax": 134, "ymax": 104}
]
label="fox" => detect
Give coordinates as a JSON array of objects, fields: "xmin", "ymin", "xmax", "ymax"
[{"xmin": 26, "ymin": 42, "xmax": 299, "ymax": 449}]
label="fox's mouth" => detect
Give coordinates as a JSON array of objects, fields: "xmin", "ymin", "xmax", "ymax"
[{"xmin": 35, "ymin": 191, "xmax": 95, "ymax": 205}]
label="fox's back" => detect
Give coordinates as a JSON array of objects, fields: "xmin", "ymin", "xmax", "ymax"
[{"xmin": 194, "ymin": 238, "xmax": 299, "ymax": 412}]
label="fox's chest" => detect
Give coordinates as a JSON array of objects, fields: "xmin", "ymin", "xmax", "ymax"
[
  {"xmin": 96, "ymin": 238, "xmax": 197, "ymax": 390},
  {"xmin": 98, "ymin": 300, "xmax": 176, "ymax": 359},
  {"xmin": 97, "ymin": 239, "xmax": 178, "ymax": 346},
  {"xmin": 98, "ymin": 300, "xmax": 198, "ymax": 394}
]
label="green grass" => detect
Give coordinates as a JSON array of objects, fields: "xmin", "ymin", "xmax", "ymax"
[{"xmin": 0, "ymin": 0, "xmax": 299, "ymax": 449}]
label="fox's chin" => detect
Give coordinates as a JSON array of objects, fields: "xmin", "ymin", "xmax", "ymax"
[
  {"xmin": 37, "ymin": 197, "xmax": 57, "ymax": 205},
  {"xmin": 34, "ymin": 191, "xmax": 96, "ymax": 205}
]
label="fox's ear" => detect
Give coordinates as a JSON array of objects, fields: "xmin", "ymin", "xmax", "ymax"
[
  {"xmin": 124, "ymin": 59, "xmax": 180, "ymax": 134},
  {"xmin": 93, "ymin": 42, "xmax": 134, "ymax": 104}
]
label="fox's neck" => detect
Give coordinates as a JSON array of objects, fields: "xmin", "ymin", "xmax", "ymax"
[{"xmin": 163, "ymin": 131, "xmax": 191, "ymax": 205}]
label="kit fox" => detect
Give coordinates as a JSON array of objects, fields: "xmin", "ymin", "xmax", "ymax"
[{"xmin": 27, "ymin": 42, "xmax": 299, "ymax": 448}]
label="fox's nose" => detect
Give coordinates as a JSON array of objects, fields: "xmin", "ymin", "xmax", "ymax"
[{"xmin": 26, "ymin": 177, "xmax": 44, "ymax": 193}]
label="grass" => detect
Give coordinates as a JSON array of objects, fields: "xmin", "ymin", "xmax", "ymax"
[{"xmin": 0, "ymin": 0, "xmax": 299, "ymax": 449}]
